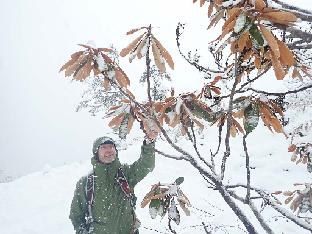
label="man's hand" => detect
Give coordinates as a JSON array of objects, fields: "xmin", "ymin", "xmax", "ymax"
[
  {"xmin": 140, "ymin": 121, "xmax": 155, "ymax": 144},
  {"xmin": 143, "ymin": 135, "xmax": 155, "ymax": 145},
  {"xmin": 139, "ymin": 119, "xmax": 158, "ymax": 145}
]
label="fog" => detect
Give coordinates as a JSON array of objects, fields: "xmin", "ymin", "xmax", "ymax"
[
  {"xmin": 0, "ymin": 0, "xmax": 204, "ymax": 178},
  {"xmin": 0, "ymin": 0, "xmax": 308, "ymax": 179}
]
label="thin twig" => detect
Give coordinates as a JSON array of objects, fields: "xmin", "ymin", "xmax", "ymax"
[
  {"xmin": 243, "ymin": 134, "xmax": 251, "ymax": 203},
  {"xmin": 244, "ymin": 84, "xmax": 312, "ymax": 97},
  {"xmin": 192, "ymin": 206, "xmax": 215, "ymax": 217},
  {"xmin": 189, "ymin": 122, "xmax": 216, "ymax": 173},
  {"xmin": 270, "ymin": 0, "xmax": 312, "ymax": 22},
  {"xmin": 176, "ymin": 23, "xmax": 221, "ymax": 75},
  {"xmin": 168, "ymin": 220, "xmax": 177, "ymax": 234},
  {"xmin": 155, "ymin": 148, "xmax": 185, "ymax": 160},
  {"xmin": 202, "ymin": 222, "xmax": 212, "ymax": 234},
  {"xmin": 236, "ymin": 64, "xmax": 271, "ymax": 93},
  {"xmin": 220, "ymin": 53, "xmax": 240, "ymax": 180},
  {"xmin": 211, "ymin": 122, "xmax": 224, "ymax": 170},
  {"xmin": 146, "ymin": 24, "xmax": 152, "ymax": 103}
]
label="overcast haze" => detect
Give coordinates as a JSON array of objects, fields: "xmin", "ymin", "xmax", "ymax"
[
  {"xmin": 0, "ymin": 0, "xmax": 206, "ymax": 178},
  {"xmin": 0, "ymin": 0, "xmax": 309, "ymax": 178}
]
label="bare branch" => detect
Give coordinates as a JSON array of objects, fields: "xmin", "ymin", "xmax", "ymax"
[
  {"xmin": 228, "ymin": 189, "xmax": 274, "ymax": 233},
  {"xmin": 211, "ymin": 123, "xmax": 224, "ymax": 157},
  {"xmin": 226, "ymin": 184, "xmax": 312, "ymax": 232},
  {"xmin": 237, "ymin": 64, "xmax": 272, "ymax": 93},
  {"xmin": 145, "ymin": 25, "xmax": 153, "ymax": 103},
  {"xmin": 257, "ymin": 189, "xmax": 312, "ymax": 232},
  {"xmin": 270, "ymin": 0, "xmax": 312, "ymax": 22},
  {"xmin": 245, "ymin": 84, "xmax": 312, "ymax": 97},
  {"xmin": 221, "ymin": 53, "xmax": 240, "ymax": 180},
  {"xmin": 249, "ymin": 201, "xmax": 275, "ymax": 234},
  {"xmin": 243, "ymin": 135, "xmax": 251, "ymax": 203},
  {"xmin": 168, "ymin": 219, "xmax": 177, "ymax": 234},
  {"xmin": 176, "ymin": 23, "xmax": 221, "ymax": 76},
  {"xmin": 202, "ymin": 222, "xmax": 212, "ymax": 234},
  {"xmin": 155, "ymin": 148, "xmax": 185, "ymax": 160},
  {"xmin": 182, "ymin": 157, "xmax": 258, "ymax": 233},
  {"xmin": 189, "ymin": 122, "xmax": 216, "ymax": 173}
]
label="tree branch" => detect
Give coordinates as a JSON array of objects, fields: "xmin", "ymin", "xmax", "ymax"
[
  {"xmin": 270, "ymin": 0, "xmax": 312, "ymax": 22},
  {"xmin": 107, "ymin": 77, "xmax": 197, "ymax": 163},
  {"xmin": 145, "ymin": 24, "xmax": 153, "ymax": 103},
  {"xmin": 243, "ymin": 134, "xmax": 251, "ymax": 203},
  {"xmin": 189, "ymin": 122, "xmax": 216, "ymax": 173},
  {"xmin": 226, "ymin": 184, "xmax": 312, "ymax": 232},
  {"xmin": 176, "ymin": 23, "xmax": 221, "ymax": 76},
  {"xmin": 186, "ymin": 160, "xmax": 258, "ymax": 233},
  {"xmin": 249, "ymin": 201, "xmax": 275, "ymax": 234},
  {"xmin": 228, "ymin": 190, "xmax": 275, "ymax": 234},
  {"xmin": 244, "ymin": 84, "xmax": 312, "ymax": 97},
  {"xmin": 257, "ymin": 189, "xmax": 312, "ymax": 232},
  {"xmin": 155, "ymin": 148, "xmax": 185, "ymax": 160},
  {"xmin": 221, "ymin": 53, "xmax": 240, "ymax": 180}
]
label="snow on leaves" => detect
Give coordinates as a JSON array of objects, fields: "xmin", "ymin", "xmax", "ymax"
[
  {"xmin": 59, "ymin": 44, "xmax": 131, "ymax": 91},
  {"xmin": 60, "ymin": 44, "xmax": 113, "ymax": 81},
  {"xmin": 120, "ymin": 26, "xmax": 174, "ymax": 73},
  {"xmin": 106, "ymin": 100, "xmax": 138, "ymax": 139},
  {"xmin": 194, "ymin": 0, "xmax": 301, "ymax": 81},
  {"xmin": 275, "ymin": 183, "xmax": 312, "ymax": 215},
  {"xmin": 231, "ymin": 96, "xmax": 285, "ymax": 135},
  {"xmin": 104, "ymin": 82, "xmax": 285, "ymax": 139},
  {"xmin": 243, "ymin": 103, "xmax": 259, "ymax": 135},
  {"xmin": 141, "ymin": 177, "xmax": 190, "ymax": 231},
  {"xmin": 289, "ymin": 143, "xmax": 312, "ymax": 169}
]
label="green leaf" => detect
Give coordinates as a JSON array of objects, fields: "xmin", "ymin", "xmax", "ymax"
[
  {"xmin": 150, "ymin": 198, "xmax": 161, "ymax": 208},
  {"xmin": 175, "ymin": 177, "xmax": 184, "ymax": 185},
  {"xmin": 157, "ymin": 203, "xmax": 165, "ymax": 217},
  {"xmin": 148, "ymin": 187, "xmax": 162, "ymax": 219},
  {"xmin": 249, "ymin": 24, "xmax": 264, "ymax": 47},
  {"xmin": 244, "ymin": 104, "xmax": 259, "ymax": 135},
  {"xmin": 188, "ymin": 101, "xmax": 217, "ymax": 122}
]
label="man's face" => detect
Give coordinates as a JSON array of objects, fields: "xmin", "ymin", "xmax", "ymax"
[{"xmin": 98, "ymin": 144, "xmax": 117, "ymax": 164}]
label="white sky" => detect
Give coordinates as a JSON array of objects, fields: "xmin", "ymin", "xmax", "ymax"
[
  {"xmin": 0, "ymin": 0, "xmax": 310, "ymax": 177},
  {"xmin": 0, "ymin": 0, "xmax": 206, "ymax": 177}
]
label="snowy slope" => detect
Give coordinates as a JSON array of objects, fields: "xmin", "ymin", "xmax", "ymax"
[
  {"xmin": 1, "ymin": 126, "xmax": 311, "ymax": 234},
  {"xmin": 1, "ymin": 0, "xmax": 311, "ymax": 233}
]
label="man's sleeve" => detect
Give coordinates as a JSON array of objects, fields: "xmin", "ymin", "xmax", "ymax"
[
  {"xmin": 125, "ymin": 142, "xmax": 155, "ymax": 187},
  {"xmin": 69, "ymin": 177, "xmax": 88, "ymax": 233}
]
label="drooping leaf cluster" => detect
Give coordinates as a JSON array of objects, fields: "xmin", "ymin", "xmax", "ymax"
[{"xmin": 140, "ymin": 177, "xmax": 190, "ymax": 231}]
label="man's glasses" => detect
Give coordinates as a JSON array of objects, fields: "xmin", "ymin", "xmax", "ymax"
[{"xmin": 99, "ymin": 144, "xmax": 115, "ymax": 150}]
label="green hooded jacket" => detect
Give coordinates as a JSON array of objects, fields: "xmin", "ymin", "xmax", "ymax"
[{"xmin": 69, "ymin": 137, "xmax": 155, "ymax": 234}]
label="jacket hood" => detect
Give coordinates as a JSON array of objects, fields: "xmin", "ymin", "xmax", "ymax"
[{"xmin": 92, "ymin": 136, "xmax": 117, "ymax": 157}]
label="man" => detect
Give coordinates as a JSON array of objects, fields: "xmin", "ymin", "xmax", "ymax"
[{"xmin": 69, "ymin": 136, "xmax": 155, "ymax": 234}]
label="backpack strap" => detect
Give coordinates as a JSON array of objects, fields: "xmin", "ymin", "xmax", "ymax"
[
  {"xmin": 115, "ymin": 167, "xmax": 140, "ymax": 234},
  {"xmin": 115, "ymin": 167, "xmax": 137, "ymax": 208},
  {"xmin": 85, "ymin": 171, "xmax": 95, "ymax": 226}
]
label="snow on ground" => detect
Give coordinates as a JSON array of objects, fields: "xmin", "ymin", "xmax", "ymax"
[{"xmin": 0, "ymin": 125, "xmax": 311, "ymax": 234}]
